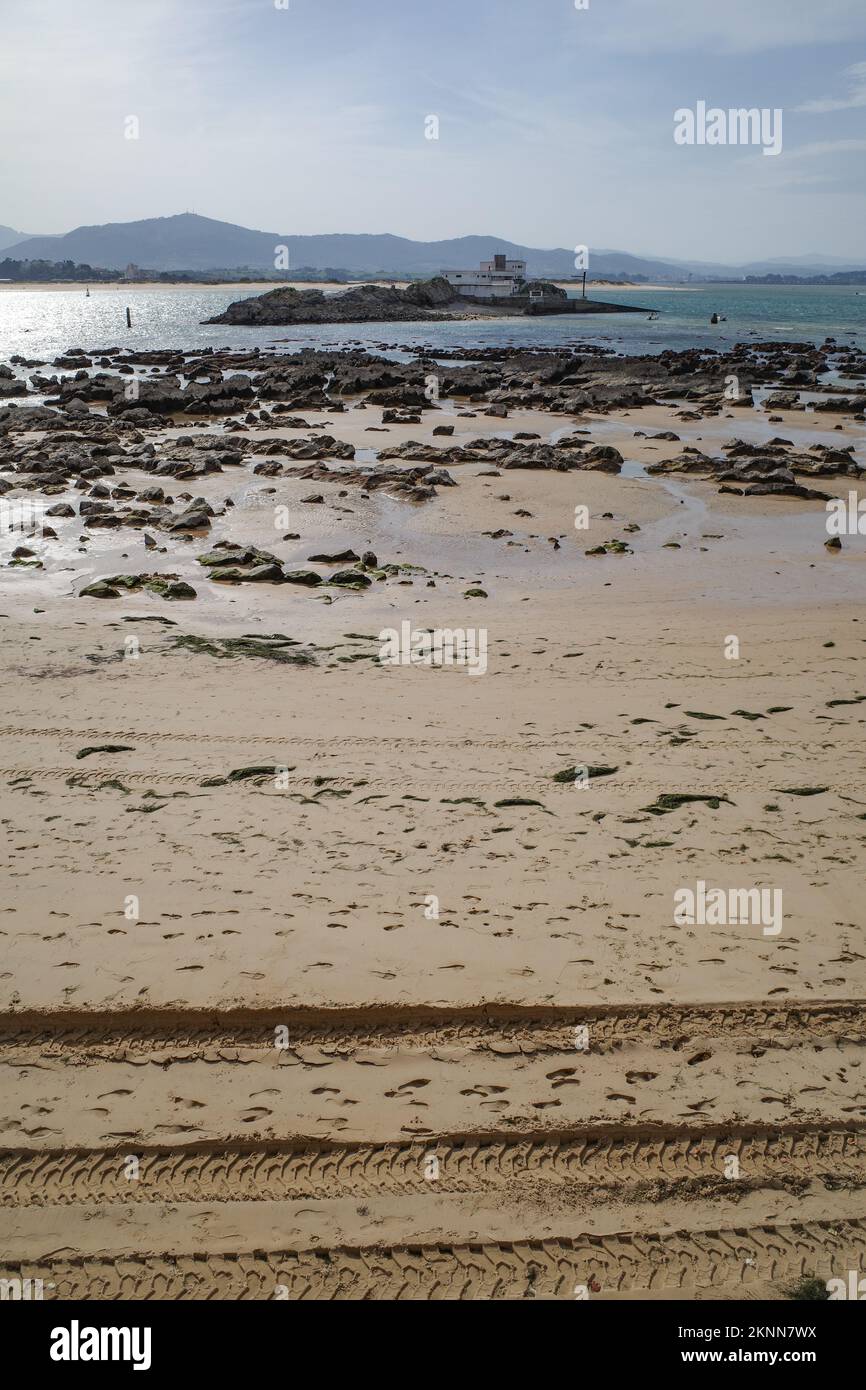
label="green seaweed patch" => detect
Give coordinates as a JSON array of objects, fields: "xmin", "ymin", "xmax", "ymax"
[
  {"xmin": 76, "ymin": 744, "xmax": 135, "ymax": 760},
  {"xmin": 784, "ymin": 1275, "xmax": 830, "ymax": 1302},
  {"xmin": 585, "ymin": 538, "xmax": 631, "ymax": 556},
  {"xmin": 172, "ymin": 634, "xmax": 316, "ymax": 665},
  {"xmin": 641, "ymin": 792, "xmax": 733, "ymax": 815},
  {"xmin": 553, "ymin": 765, "xmax": 619, "ymax": 783},
  {"xmin": 773, "ymin": 786, "xmax": 829, "ymax": 797},
  {"xmin": 685, "ymin": 711, "xmax": 725, "ymax": 721},
  {"xmin": 202, "ymin": 764, "xmax": 293, "ymax": 787},
  {"xmin": 123, "ymin": 614, "xmax": 177, "ymax": 626}
]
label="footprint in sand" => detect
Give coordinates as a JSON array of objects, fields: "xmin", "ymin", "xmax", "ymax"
[{"xmin": 385, "ymin": 1080, "xmax": 431, "ymax": 1097}]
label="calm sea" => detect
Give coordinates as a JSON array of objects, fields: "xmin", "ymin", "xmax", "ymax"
[{"xmin": 0, "ymin": 283, "xmax": 865, "ymax": 363}]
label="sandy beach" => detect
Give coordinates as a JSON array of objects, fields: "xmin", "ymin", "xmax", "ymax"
[{"xmin": 1, "ymin": 339, "xmax": 864, "ymax": 1299}]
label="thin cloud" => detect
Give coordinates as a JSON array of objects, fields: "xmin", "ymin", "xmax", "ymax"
[
  {"xmin": 592, "ymin": 0, "xmax": 866, "ymax": 55},
  {"xmin": 786, "ymin": 138, "xmax": 866, "ymax": 157},
  {"xmin": 796, "ymin": 60, "xmax": 866, "ymax": 112}
]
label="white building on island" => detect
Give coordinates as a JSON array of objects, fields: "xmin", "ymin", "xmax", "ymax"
[{"xmin": 445, "ymin": 253, "xmax": 528, "ymax": 299}]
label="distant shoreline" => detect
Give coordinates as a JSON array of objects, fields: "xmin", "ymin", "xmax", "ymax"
[
  {"xmin": 0, "ymin": 278, "xmax": 695, "ymax": 294},
  {"xmin": 2, "ymin": 280, "xmax": 854, "ymax": 296},
  {"xmin": 0, "ymin": 280, "xmax": 357, "ymax": 294}
]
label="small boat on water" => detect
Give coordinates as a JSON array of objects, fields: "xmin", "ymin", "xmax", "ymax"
[
  {"xmin": 647, "ymin": 310, "xmax": 660, "ymax": 320},
  {"xmin": 710, "ymin": 312, "xmax": 727, "ymax": 324}
]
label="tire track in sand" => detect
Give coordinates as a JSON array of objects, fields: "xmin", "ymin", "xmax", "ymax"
[
  {"xmin": 3, "ymin": 1219, "xmax": 866, "ymax": 1299},
  {"xmin": 1, "ymin": 1127, "xmax": 864, "ymax": 1207},
  {"xmin": 2, "ymin": 998, "xmax": 862, "ymax": 1061}
]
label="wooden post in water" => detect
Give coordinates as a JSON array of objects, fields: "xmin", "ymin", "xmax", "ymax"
[
  {"xmin": 126, "ymin": 306, "xmax": 132, "ymax": 328},
  {"xmin": 582, "ymin": 270, "xmax": 587, "ymax": 299}
]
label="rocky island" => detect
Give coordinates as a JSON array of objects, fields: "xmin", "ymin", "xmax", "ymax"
[{"xmin": 205, "ymin": 275, "xmax": 646, "ymax": 326}]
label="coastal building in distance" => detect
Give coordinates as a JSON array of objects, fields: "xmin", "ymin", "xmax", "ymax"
[{"xmin": 445, "ymin": 253, "xmax": 527, "ymax": 299}]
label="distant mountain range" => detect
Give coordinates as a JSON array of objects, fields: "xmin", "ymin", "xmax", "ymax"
[
  {"xmin": 0, "ymin": 224, "xmax": 40, "ymax": 252},
  {"xmin": 2, "ymin": 213, "xmax": 864, "ymax": 281}
]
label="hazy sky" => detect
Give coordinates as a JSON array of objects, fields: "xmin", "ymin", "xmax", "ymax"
[{"xmin": 2, "ymin": 0, "xmax": 865, "ymax": 262}]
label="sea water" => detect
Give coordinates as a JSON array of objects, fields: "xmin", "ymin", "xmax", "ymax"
[{"xmin": 0, "ymin": 282, "xmax": 864, "ymax": 364}]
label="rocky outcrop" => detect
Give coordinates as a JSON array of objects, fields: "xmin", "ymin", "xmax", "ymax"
[
  {"xmin": 206, "ymin": 278, "xmax": 461, "ymax": 326},
  {"xmin": 377, "ymin": 434, "xmax": 623, "ymax": 473}
]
